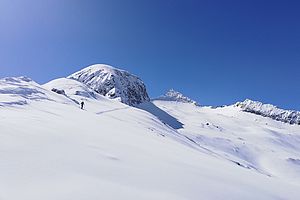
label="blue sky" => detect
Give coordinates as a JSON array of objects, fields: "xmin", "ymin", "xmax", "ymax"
[{"xmin": 0, "ymin": 0, "xmax": 299, "ymax": 109}]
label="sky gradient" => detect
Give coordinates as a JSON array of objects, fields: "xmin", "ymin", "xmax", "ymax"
[{"xmin": 0, "ymin": 0, "xmax": 299, "ymax": 109}]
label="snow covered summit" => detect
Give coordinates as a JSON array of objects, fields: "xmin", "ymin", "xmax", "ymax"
[
  {"xmin": 236, "ymin": 99, "xmax": 300, "ymax": 125},
  {"xmin": 154, "ymin": 89, "xmax": 199, "ymax": 105},
  {"xmin": 68, "ymin": 64, "xmax": 150, "ymax": 106}
]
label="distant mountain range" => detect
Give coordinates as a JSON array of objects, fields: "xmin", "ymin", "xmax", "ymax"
[{"xmin": 236, "ymin": 99, "xmax": 300, "ymax": 125}]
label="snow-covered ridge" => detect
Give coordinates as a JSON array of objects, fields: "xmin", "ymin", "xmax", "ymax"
[
  {"xmin": 44, "ymin": 78, "xmax": 100, "ymax": 100},
  {"xmin": 0, "ymin": 76, "xmax": 49, "ymax": 106},
  {"xmin": 1, "ymin": 76, "xmax": 33, "ymax": 83},
  {"xmin": 0, "ymin": 76, "xmax": 86, "ymax": 107},
  {"xmin": 153, "ymin": 89, "xmax": 199, "ymax": 105},
  {"xmin": 68, "ymin": 64, "xmax": 150, "ymax": 106},
  {"xmin": 236, "ymin": 99, "xmax": 300, "ymax": 125}
]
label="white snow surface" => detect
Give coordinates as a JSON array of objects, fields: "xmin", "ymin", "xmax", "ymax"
[
  {"xmin": 68, "ymin": 64, "xmax": 150, "ymax": 106},
  {"xmin": 0, "ymin": 76, "xmax": 300, "ymax": 200}
]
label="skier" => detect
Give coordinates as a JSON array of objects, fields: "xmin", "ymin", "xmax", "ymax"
[{"xmin": 80, "ymin": 101, "xmax": 84, "ymax": 109}]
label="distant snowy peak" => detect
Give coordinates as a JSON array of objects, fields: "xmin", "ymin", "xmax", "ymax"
[
  {"xmin": 154, "ymin": 89, "xmax": 199, "ymax": 105},
  {"xmin": 236, "ymin": 99, "xmax": 300, "ymax": 125},
  {"xmin": 68, "ymin": 64, "xmax": 150, "ymax": 106}
]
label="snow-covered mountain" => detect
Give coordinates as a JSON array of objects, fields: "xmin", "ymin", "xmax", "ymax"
[
  {"xmin": 154, "ymin": 89, "xmax": 199, "ymax": 105},
  {"xmin": 1, "ymin": 68, "xmax": 300, "ymax": 200},
  {"xmin": 236, "ymin": 99, "xmax": 300, "ymax": 125},
  {"xmin": 68, "ymin": 64, "xmax": 150, "ymax": 106}
]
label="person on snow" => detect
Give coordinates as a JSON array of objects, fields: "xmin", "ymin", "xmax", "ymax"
[{"xmin": 81, "ymin": 101, "xmax": 84, "ymax": 109}]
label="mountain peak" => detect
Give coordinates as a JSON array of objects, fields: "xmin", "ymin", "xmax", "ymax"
[
  {"xmin": 79, "ymin": 64, "xmax": 127, "ymax": 74},
  {"xmin": 235, "ymin": 99, "xmax": 300, "ymax": 125},
  {"xmin": 68, "ymin": 64, "xmax": 150, "ymax": 106},
  {"xmin": 154, "ymin": 89, "xmax": 199, "ymax": 105}
]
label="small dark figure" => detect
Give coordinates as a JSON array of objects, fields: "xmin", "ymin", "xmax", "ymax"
[{"xmin": 81, "ymin": 101, "xmax": 84, "ymax": 109}]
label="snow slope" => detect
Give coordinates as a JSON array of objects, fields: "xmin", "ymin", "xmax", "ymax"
[
  {"xmin": 152, "ymin": 99, "xmax": 300, "ymax": 187},
  {"xmin": 68, "ymin": 64, "xmax": 150, "ymax": 106},
  {"xmin": 1, "ymin": 76, "xmax": 300, "ymax": 199}
]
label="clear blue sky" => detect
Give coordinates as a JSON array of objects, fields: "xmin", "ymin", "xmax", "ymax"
[{"xmin": 0, "ymin": 0, "xmax": 299, "ymax": 109}]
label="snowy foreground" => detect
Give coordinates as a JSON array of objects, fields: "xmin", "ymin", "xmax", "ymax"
[{"xmin": 1, "ymin": 76, "xmax": 300, "ymax": 200}]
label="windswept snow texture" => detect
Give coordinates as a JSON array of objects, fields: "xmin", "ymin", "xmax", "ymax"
[
  {"xmin": 236, "ymin": 99, "xmax": 300, "ymax": 125},
  {"xmin": 153, "ymin": 99, "xmax": 300, "ymax": 184},
  {"xmin": 0, "ymin": 76, "xmax": 69, "ymax": 106},
  {"xmin": 68, "ymin": 64, "xmax": 150, "ymax": 106},
  {"xmin": 1, "ymin": 76, "xmax": 300, "ymax": 200},
  {"xmin": 154, "ymin": 89, "xmax": 199, "ymax": 105}
]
